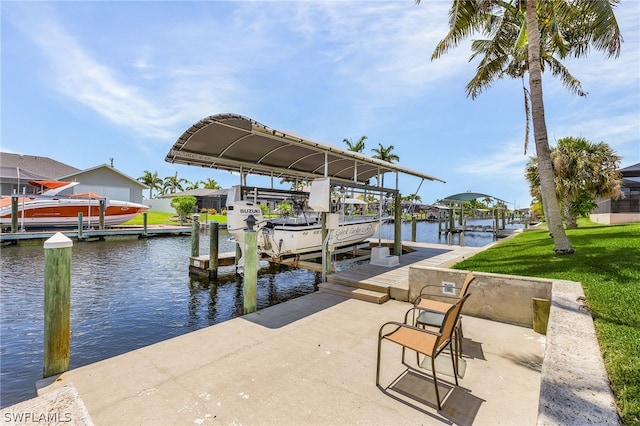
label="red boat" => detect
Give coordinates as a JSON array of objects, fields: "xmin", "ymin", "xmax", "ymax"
[{"xmin": 0, "ymin": 180, "xmax": 149, "ymax": 229}]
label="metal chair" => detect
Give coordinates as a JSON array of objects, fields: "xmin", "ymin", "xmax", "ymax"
[
  {"xmin": 376, "ymin": 294, "xmax": 471, "ymax": 410},
  {"xmin": 411, "ymin": 271, "xmax": 475, "ymax": 374}
]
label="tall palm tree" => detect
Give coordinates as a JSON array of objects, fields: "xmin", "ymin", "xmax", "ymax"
[
  {"xmin": 525, "ymin": 136, "xmax": 622, "ymax": 229},
  {"xmin": 343, "ymin": 136, "xmax": 367, "ymax": 153},
  {"xmin": 138, "ymin": 170, "xmax": 163, "ymax": 199},
  {"xmin": 371, "ymin": 143, "xmax": 400, "ymax": 187},
  {"xmin": 163, "ymin": 172, "xmax": 189, "ymax": 194},
  {"xmin": 426, "ymin": 0, "xmax": 622, "ymax": 254}
]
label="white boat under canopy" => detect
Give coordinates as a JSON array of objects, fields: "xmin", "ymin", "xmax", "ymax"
[{"xmin": 165, "ymin": 113, "xmax": 445, "ymax": 268}]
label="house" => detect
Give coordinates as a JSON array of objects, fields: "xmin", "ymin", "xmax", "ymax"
[
  {"xmin": 158, "ymin": 188, "xmax": 228, "ymax": 213},
  {"xmin": 0, "ymin": 153, "xmax": 147, "ymax": 204},
  {"xmin": 590, "ymin": 162, "xmax": 640, "ymax": 224}
]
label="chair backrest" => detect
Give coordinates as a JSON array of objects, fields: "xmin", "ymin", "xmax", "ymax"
[
  {"xmin": 459, "ymin": 271, "xmax": 476, "ymax": 298},
  {"xmin": 435, "ymin": 293, "xmax": 471, "ymax": 352}
]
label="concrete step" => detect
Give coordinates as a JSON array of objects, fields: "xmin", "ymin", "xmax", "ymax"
[
  {"xmin": 325, "ymin": 275, "xmax": 390, "ymax": 294},
  {"xmin": 318, "ymin": 282, "xmax": 389, "ymax": 304}
]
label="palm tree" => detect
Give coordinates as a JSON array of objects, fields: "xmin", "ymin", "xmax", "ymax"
[
  {"xmin": 371, "ymin": 143, "xmax": 400, "ymax": 187},
  {"xmin": 343, "ymin": 136, "xmax": 367, "ymax": 153},
  {"xmin": 163, "ymin": 172, "xmax": 189, "ymax": 194},
  {"xmin": 138, "ymin": 170, "xmax": 163, "ymax": 199},
  {"xmin": 202, "ymin": 178, "xmax": 222, "ymax": 190},
  {"xmin": 525, "ymin": 136, "xmax": 622, "ymax": 229},
  {"xmin": 426, "ymin": 0, "xmax": 622, "ymax": 254}
]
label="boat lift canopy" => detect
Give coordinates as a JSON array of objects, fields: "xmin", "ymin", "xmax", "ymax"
[{"xmin": 165, "ymin": 113, "xmax": 445, "ymax": 187}]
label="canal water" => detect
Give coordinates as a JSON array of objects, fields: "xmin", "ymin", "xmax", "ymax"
[{"xmin": 0, "ymin": 220, "xmax": 514, "ymax": 408}]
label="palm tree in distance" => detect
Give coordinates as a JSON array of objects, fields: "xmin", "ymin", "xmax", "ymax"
[
  {"xmin": 371, "ymin": 143, "xmax": 399, "ymax": 187},
  {"xmin": 138, "ymin": 170, "xmax": 163, "ymax": 199},
  {"xmin": 343, "ymin": 136, "xmax": 367, "ymax": 153},
  {"xmin": 525, "ymin": 136, "xmax": 622, "ymax": 229},
  {"xmin": 163, "ymin": 172, "xmax": 189, "ymax": 195},
  {"xmin": 424, "ymin": 0, "xmax": 622, "ymax": 254},
  {"xmin": 202, "ymin": 177, "xmax": 222, "ymax": 190}
]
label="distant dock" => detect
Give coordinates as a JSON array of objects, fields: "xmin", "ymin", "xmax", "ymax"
[{"xmin": 0, "ymin": 225, "xmax": 192, "ymax": 246}]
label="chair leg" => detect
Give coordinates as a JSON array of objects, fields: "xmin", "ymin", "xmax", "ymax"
[
  {"xmin": 431, "ymin": 356, "xmax": 442, "ymax": 410},
  {"xmin": 449, "ymin": 345, "xmax": 459, "ymax": 386},
  {"xmin": 376, "ymin": 337, "xmax": 382, "ymax": 385}
]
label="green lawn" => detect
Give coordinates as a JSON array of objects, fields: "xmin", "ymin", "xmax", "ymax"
[
  {"xmin": 454, "ymin": 219, "xmax": 640, "ymax": 425},
  {"xmin": 123, "ymin": 211, "xmax": 227, "ymax": 226}
]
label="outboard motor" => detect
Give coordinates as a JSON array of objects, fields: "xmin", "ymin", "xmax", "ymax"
[{"xmin": 226, "ymin": 200, "xmax": 264, "ymax": 267}]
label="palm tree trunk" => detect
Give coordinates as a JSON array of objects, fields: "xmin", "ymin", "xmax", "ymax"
[{"xmin": 525, "ymin": 0, "xmax": 574, "ymax": 254}]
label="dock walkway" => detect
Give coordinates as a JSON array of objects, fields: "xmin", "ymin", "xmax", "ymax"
[{"xmin": 0, "ymin": 241, "xmax": 548, "ymax": 425}]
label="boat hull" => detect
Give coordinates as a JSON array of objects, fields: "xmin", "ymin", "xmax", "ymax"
[{"xmin": 0, "ymin": 197, "xmax": 149, "ymax": 229}]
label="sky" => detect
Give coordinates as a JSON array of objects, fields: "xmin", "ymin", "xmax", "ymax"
[{"xmin": 2, "ymin": 1, "xmax": 639, "ymax": 210}]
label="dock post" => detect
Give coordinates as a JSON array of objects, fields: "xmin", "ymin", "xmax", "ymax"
[
  {"xmin": 459, "ymin": 231, "xmax": 464, "ymax": 246},
  {"xmin": 437, "ymin": 217, "xmax": 442, "ymax": 235},
  {"xmin": 411, "ymin": 215, "xmax": 417, "ymax": 242},
  {"xmin": 43, "ymin": 233, "xmax": 72, "ymax": 378},
  {"xmin": 191, "ymin": 214, "xmax": 200, "ymax": 257},
  {"xmin": 11, "ymin": 195, "xmax": 18, "ymax": 233},
  {"xmin": 99, "ymin": 200, "xmax": 105, "ymax": 230},
  {"xmin": 393, "ymin": 192, "xmax": 402, "ymax": 256},
  {"xmin": 243, "ymin": 229, "xmax": 257, "ymax": 314},
  {"xmin": 209, "ymin": 221, "xmax": 219, "ymax": 279},
  {"xmin": 77, "ymin": 212, "xmax": 83, "ymax": 240},
  {"xmin": 142, "ymin": 212, "xmax": 148, "ymax": 237},
  {"xmin": 447, "ymin": 231, "xmax": 452, "ymax": 246}
]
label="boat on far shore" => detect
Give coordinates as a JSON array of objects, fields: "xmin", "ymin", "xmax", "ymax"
[{"xmin": 0, "ymin": 180, "xmax": 149, "ymax": 230}]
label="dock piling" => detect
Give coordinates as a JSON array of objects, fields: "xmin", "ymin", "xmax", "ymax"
[
  {"xmin": 43, "ymin": 233, "xmax": 72, "ymax": 378},
  {"xmin": 243, "ymin": 229, "xmax": 257, "ymax": 314},
  {"xmin": 77, "ymin": 212, "xmax": 83, "ymax": 240},
  {"xmin": 191, "ymin": 214, "xmax": 200, "ymax": 257},
  {"xmin": 11, "ymin": 195, "xmax": 18, "ymax": 233},
  {"xmin": 209, "ymin": 221, "xmax": 219, "ymax": 279}
]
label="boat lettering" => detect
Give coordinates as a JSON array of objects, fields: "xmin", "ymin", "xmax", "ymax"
[{"xmin": 239, "ymin": 208, "xmax": 262, "ymax": 214}]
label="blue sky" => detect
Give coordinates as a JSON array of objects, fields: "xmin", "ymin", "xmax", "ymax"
[{"xmin": 2, "ymin": 1, "xmax": 639, "ymax": 209}]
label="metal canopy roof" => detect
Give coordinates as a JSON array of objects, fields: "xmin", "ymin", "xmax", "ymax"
[
  {"xmin": 438, "ymin": 192, "xmax": 507, "ymax": 204},
  {"xmin": 165, "ymin": 113, "xmax": 445, "ymax": 186}
]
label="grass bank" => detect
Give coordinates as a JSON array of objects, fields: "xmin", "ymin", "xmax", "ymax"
[
  {"xmin": 454, "ymin": 219, "xmax": 640, "ymax": 425},
  {"xmin": 123, "ymin": 211, "xmax": 227, "ymax": 226}
]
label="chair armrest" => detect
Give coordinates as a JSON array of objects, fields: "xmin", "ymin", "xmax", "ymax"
[
  {"xmin": 378, "ymin": 320, "xmax": 443, "ymax": 340},
  {"xmin": 412, "ymin": 293, "xmax": 460, "ymax": 305}
]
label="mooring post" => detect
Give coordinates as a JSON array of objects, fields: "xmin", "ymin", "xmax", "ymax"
[
  {"xmin": 191, "ymin": 214, "xmax": 200, "ymax": 257},
  {"xmin": 77, "ymin": 212, "xmax": 83, "ymax": 240},
  {"xmin": 209, "ymin": 221, "xmax": 219, "ymax": 279},
  {"xmin": 142, "ymin": 212, "xmax": 148, "ymax": 237},
  {"xmin": 99, "ymin": 200, "xmax": 105, "ymax": 230},
  {"xmin": 43, "ymin": 232, "xmax": 72, "ymax": 378},
  {"xmin": 11, "ymin": 195, "xmax": 18, "ymax": 233},
  {"xmin": 411, "ymin": 215, "xmax": 417, "ymax": 242},
  {"xmin": 243, "ymin": 229, "xmax": 257, "ymax": 314}
]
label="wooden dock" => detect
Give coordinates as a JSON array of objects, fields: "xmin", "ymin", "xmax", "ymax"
[{"xmin": 0, "ymin": 225, "xmax": 192, "ymax": 245}]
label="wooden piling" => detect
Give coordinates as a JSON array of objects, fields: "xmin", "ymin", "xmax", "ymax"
[
  {"xmin": 191, "ymin": 214, "xmax": 199, "ymax": 257},
  {"xmin": 142, "ymin": 212, "xmax": 148, "ymax": 237},
  {"xmin": 43, "ymin": 233, "xmax": 72, "ymax": 378},
  {"xmin": 411, "ymin": 216, "xmax": 417, "ymax": 242},
  {"xmin": 243, "ymin": 230, "xmax": 257, "ymax": 314},
  {"xmin": 209, "ymin": 221, "xmax": 219, "ymax": 279},
  {"xmin": 77, "ymin": 212, "xmax": 83, "ymax": 240},
  {"xmin": 11, "ymin": 196, "xmax": 18, "ymax": 233},
  {"xmin": 99, "ymin": 200, "xmax": 105, "ymax": 230}
]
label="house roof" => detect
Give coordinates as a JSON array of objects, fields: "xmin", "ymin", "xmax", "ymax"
[
  {"xmin": 0, "ymin": 153, "xmax": 80, "ymax": 179},
  {"xmin": 620, "ymin": 162, "xmax": 640, "ymax": 178},
  {"xmin": 165, "ymin": 113, "xmax": 445, "ymax": 187},
  {"xmin": 59, "ymin": 164, "xmax": 148, "ymax": 189}
]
